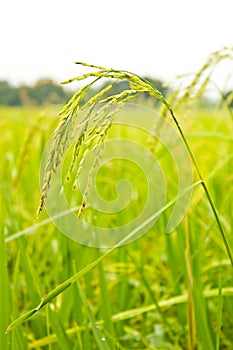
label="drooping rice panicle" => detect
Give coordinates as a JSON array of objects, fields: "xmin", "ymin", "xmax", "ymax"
[{"xmin": 38, "ymin": 57, "xmax": 233, "ymax": 266}]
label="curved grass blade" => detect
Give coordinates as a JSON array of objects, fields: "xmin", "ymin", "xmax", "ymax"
[{"xmin": 6, "ymin": 182, "xmax": 201, "ymax": 333}]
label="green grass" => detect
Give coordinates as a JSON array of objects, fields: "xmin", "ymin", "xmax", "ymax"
[{"xmin": 1, "ymin": 70, "xmax": 233, "ymax": 350}]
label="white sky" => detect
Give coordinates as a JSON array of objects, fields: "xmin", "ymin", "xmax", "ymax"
[{"xmin": 1, "ymin": 0, "xmax": 233, "ymax": 87}]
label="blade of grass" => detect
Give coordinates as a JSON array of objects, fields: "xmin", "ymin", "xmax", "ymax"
[
  {"xmin": 48, "ymin": 306, "xmax": 73, "ymax": 350},
  {"xmin": 165, "ymin": 226, "xmax": 187, "ymax": 328},
  {"xmin": 11, "ymin": 252, "xmax": 28, "ymax": 350},
  {"xmin": 16, "ymin": 238, "xmax": 46, "ymax": 338},
  {"xmin": 111, "ymin": 287, "xmax": 233, "ymax": 322},
  {"xmin": 215, "ymin": 274, "xmax": 223, "ymax": 350},
  {"xmin": 5, "ymin": 205, "xmax": 80, "ymax": 243},
  {"xmin": 193, "ymin": 286, "xmax": 214, "ymax": 350},
  {"xmin": 184, "ymin": 217, "xmax": 196, "ymax": 350},
  {"xmin": 190, "ymin": 230, "xmax": 215, "ymax": 350},
  {"xmin": 76, "ymin": 280, "xmax": 110, "ymax": 350},
  {"xmin": 98, "ymin": 261, "xmax": 115, "ymax": 336},
  {"xmin": 129, "ymin": 254, "xmax": 173, "ymax": 336},
  {"xmin": 46, "ymin": 306, "xmax": 52, "ymax": 350}
]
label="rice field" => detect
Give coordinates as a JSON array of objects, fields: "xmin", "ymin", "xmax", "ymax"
[{"xmin": 1, "ymin": 82, "xmax": 233, "ymax": 350}]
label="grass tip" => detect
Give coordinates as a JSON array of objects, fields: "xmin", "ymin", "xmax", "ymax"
[{"xmin": 5, "ymin": 327, "xmax": 11, "ymax": 335}]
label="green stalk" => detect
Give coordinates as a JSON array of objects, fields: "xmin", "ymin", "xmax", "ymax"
[
  {"xmin": 167, "ymin": 107, "xmax": 233, "ymax": 266},
  {"xmin": 134, "ymin": 70, "xmax": 232, "ymax": 265}
]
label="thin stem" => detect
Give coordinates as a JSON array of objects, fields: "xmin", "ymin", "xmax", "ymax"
[{"xmin": 168, "ymin": 107, "xmax": 233, "ymax": 266}]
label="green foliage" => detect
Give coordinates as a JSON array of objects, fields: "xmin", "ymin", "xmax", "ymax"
[
  {"xmin": 0, "ymin": 81, "xmax": 21, "ymax": 106},
  {"xmin": 0, "ymin": 79, "xmax": 73, "ymax": 106},
  {"xmin": 28, "ymin": 79, "xmax": 72, "ymax": 105}
]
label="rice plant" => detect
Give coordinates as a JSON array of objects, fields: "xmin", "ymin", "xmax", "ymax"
[{"xmin": 2, "ymin": 47, "xmax": 233, "ymax": 349}]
